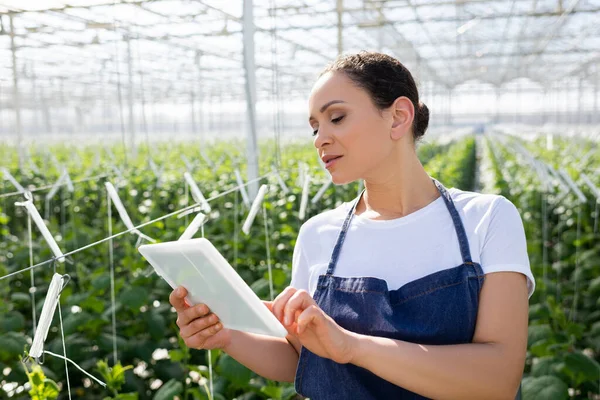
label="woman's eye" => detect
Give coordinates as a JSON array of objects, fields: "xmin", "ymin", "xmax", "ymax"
[
  {"xmin": 312, "ymin": 128, "xmax": 318, "ymax": 136},
  {"xmin": 331, "ymin": 116, "xmax": 344, "ymax": 124}
]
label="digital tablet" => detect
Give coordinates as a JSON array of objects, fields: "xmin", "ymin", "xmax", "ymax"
[{"xmin": 138, "ymin": 238, "xmax": 288, "ymax": 338}]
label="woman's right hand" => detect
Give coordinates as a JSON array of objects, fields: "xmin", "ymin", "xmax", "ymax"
[{"xmin": 169, "ymin": 287, "xmax": 232, "ymax": 350}]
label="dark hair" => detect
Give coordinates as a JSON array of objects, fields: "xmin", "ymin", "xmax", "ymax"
[{"xmin": 320, "ymin": 51, "xmax": 429, "ymax": 142}]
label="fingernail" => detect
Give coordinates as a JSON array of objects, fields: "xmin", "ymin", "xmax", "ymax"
[
  {"xmin": 215, "ymin": 323, "xmax": 222, "ymax": 330},
  {"xmin": 176, "ymin": 287, "xmax": 184, "ymax": 296},
  {"xmin": 284, "ymin": 316, "xmax": 290, "ymax": 326}
]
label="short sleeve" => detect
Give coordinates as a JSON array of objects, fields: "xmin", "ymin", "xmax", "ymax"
[
  {"xmin": 290, "ymin": 224, "xmax": 310, "ymax": 292},
  {"xmin": 480, "ymin": 196, "xmax": 536, "ymax": 298}
]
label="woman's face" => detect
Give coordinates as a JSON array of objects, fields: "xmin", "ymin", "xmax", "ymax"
[{"xmin": 308, "ymin": 72, "xmax": 400, "ymax": 185}]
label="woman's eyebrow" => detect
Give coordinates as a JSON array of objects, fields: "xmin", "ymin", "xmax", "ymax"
[{"xmin": 309, "ymin": 100, "xmax": 347, "ymax": 122}]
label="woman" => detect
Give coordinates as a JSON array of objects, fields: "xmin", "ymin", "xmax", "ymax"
[{"xmin": 169, "ymin": 51, "xmax": 535, "ymax": 399}]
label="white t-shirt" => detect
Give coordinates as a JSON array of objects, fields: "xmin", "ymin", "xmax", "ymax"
[{"xmin": 290, "ymin": 187, "xmax": 535, "ymax": 299}]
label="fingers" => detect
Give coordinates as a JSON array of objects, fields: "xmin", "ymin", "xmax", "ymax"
[
  {"xmin": 176, "ymin": 303, "xmax": 210, "ymax": 328},
  {"xmin": 272, "ymin": 287, "xmax": 297, "ymax": 321},
  {"xmin": 283, "ymin": 290, "xmax": 316, "ymax": 327},
  {"xmin": 169, "ymin": 287, "xmax": 189, "ymax": 312},
  {"xmin": 262, "ymin": 300, "xmax": 274, "ymax": 312},
  {"xmin": 296, "ymin": 305, "xmax": 323, "ymax": 334},
  {"xmin": 180, "ymin": 313, "xmax": 223, "ymax": 339}
]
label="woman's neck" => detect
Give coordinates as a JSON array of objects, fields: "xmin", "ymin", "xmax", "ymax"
[{"xmin": 355, "ymin": 152, "xmax": 440, "ymax": 221}]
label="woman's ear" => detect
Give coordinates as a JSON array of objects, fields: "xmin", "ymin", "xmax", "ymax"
[{"xmin": 390, "ymin": 97, "xmax": 415, "ymax": 141}]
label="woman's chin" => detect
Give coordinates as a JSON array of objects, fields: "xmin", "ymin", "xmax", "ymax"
[{"xmin": 329, "ymin": 173, "xmax": 355, "ymax": 186}]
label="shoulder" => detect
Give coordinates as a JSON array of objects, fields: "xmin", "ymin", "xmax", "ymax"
[
  {"xmin": 448, "ymin": 187, "xmax": 519, "ymax": 223},
  {"xmin": 298, "ymin": 201, "xmax": 351, "ymax": 237}
]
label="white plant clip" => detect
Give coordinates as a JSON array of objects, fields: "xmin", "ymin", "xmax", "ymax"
[
  {"xmin": 149, "ymin": 159, "xmax": 164, "ymax": 187},
  {"xmin": 28, "ymin": 158, "xmax": 40, "ymax": 175},
  {"xmin": 299, "ymin": 173, "xmax": 311, "ymax": 220},
  {"xmin": 200, "ymin": 150, "xmax": 216, "ymax": 171},
  {"xmin": 181, "ymin": 155, "xmax": 197, "ymax": 173},
  {"xmin": 558, "ymin": 169, "xmax": 587, "ymax": 204},
  {"xmin": 48, "ymin": 152, "xmax": 62, "ymax": 172},
  {"xmin": 45, "ymin": 169, "xmax": 74, "ymax": 220},
  {"xmin": 110, "ymin": 164, "xmax": 126, "ymax": 186},
  {"xmin": 62, "ymin": 168, "xmax": 74, "ymax": 193},
  {"xmin": 581, "ymin": 173, "xmax": 600, "ymax": 201},
  {"xmin": 271, "ymin": 166, "xmax": 289, "ymax": 195},
  {"xmin": 29, "ymin": 273, "xmax": 69, "ymax": 359},
  {"xmin": 15, "ymin": 193, "xmax": 66, "ymax": 263},
  {"xmin": 242, "ymin": 184, "xmax": 268, "ymax": 235},
  {"xmin": 297, "ymin": 162, "xmax": 307, "ymax": 188},
  {"xmin": 234, "ymin": 169, "xmax": 251, "ymax": 208},
  {"xmin": 105, "ymin": 182, "xmax": 156, "ymax": 243},
  {"xmin": 179, "ymin": 212, "xmax": 207, "ymax": 241},
  {"xmin": 46, "ymin": 170, "xmax": 74, "ymax": 201},
  {"xmin": 2, "ymin": 167, "xmax": 26, "ymax": 193},
  {"xmin": 183, "ymin": 172, "xmax": 211, "ymax": 213},
  {"xmin": 311, "ymin": 178, "xmax": 332, "ymax": 204}
]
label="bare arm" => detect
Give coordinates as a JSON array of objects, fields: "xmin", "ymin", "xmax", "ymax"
[
  {"xmin": 223, "ymin": 330, "xmax": 300, "ymax": 382},
  {"xmin": 170, "ymin": 288, "xmax": 302, "ymax": 383},
  {"xmin": 348, "ymin": 272, "xmax": 529, "ymax": 400}
]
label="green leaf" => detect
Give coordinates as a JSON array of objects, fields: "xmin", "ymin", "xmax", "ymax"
[
  {"xmin": 0, "ymin": 311, "xmax": 26, "ymax": 331},
  {"xmin": 531, "ymin": 357, "xmax": 562, "ymax": 377},
  {"xmin": 144, "ymin": 311, "xmax": 166, "ymax": 341},
  {"xmin": 92, "ymin": 275, "xmax": 111, "ymax": 291},
  {"xmin": 260, "ymin": 385, "xmax": 282, "ymax": 398},
  {"xmin": 167, "ymin": 349, "xmax": 185, "ymax": 362},
  {"xmin": 588, "ymin": 276, "xmax": 600, "ymax": 295},
  {"xmin": 119, "ymin": 286, "xmax": 148, "ymax": 310},
  {"xmin": 114, "ymin": 394, "xmax": 139, "ymax": 400},
  {"xmin": 564, "ymin": 352, "xmax": 600, "ymax": 385},
  {"xmin": 216, "ymin": 354, "xmax": 254, "ymax": 388},
  {"xmin": 0, "ymin": 332, "xmax": 27, "ymax": 359},
  {"xmin": 528, "ymin": 324, "xmax": 553, "ymax": 346},
  {"xmin": 153, "ymin": 379, "xmax": 183, "ymax": 400},
  {"xmin": 11, "ymin": 292, "xmax": 31, "ymax": 305},
  {"xmin": 522, "ymin": 376, "xmax": 569, "ymax": 400},
  {"xmin": 39, "ymin": 379, "xmax": 60, "ymax": 399}
]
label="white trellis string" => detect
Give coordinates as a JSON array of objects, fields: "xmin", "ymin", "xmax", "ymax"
[
  {"xmin": 27, "ymin": 212, "xmax": 37, "ymax": 337},
  {"xmin": 199, "ymin": 227, "xmax": 213, "ymax": 400},
  {"xmin": 242, "ymin": 184, "xmax": 268, "ymax": 235},
  {"xmin": 0, "ymin": 173, "xmax": 274, "ymax": 283},
  {"xmin": 15, "ymin": 193, "xmax": 66, "ymax": 263},
  {"xmin": 54, "ymin": 266, "xmax": 72, "ymax": 400},
  {"xmin": 0, "ymin": 174, "xmax": 108, "ymax": 200},
  {"xmin": 1, "ymin": 167, "xmax": 26, "ymax": 194},
  {"xmin": 107, "ymin": 194, "xmax": 118, "ymax": 365},
  {"xmin": 263, "ymin": 201, "xmax": 274, "ymax": 301}
]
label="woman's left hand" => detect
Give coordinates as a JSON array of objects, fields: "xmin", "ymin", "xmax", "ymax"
[{"xmin": 271, "ymin": 287, "xmax": 356, "ymax": 364}]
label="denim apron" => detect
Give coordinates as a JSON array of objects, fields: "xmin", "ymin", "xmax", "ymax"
[{"xmin": 294, "ymin": 179, "xmax": 522, "ymax": 399}]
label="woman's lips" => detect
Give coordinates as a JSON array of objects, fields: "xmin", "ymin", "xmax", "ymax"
[{"xmin": 325, "ymin": 156, "xmax": 342, "ymax": 169}]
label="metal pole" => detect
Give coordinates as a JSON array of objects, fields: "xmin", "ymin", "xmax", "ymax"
[
  {"xmin": 243, "ymin": 0, "xmax": 259, "ymax": 200},
  {"xmin": 337, "ymin": 0, "xmax": 343, "ymax": 55},
  {"xmin": 594, "ymin": 65, "xmax": 599, "ymax": 124},
  {"xmin": 9, "ymin": 14, "xmax": 23, "ymax": 169},
  {"xmin": 126, "ymin": 35, "xmax": 137, "ymax": 159}
]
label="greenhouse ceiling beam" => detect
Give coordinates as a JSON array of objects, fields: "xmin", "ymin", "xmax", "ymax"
[
  {"xmin": 496, "ymin": 0, "xmax": 523, "ymax": 85},
  {"xmin": 192, "ymin": 0, "xmax": 331, "ymax": 60},
  {"xmin": 266, "ymin": 0, "xmax": 534, "ymax": 13},
  {"xmin": 522, "ymin": 0, "xmax": 583, "ymax": 69},
  {"xmin": 402, "ymin": 0, "xmax": 459, "ymax": 87},
  {"xmin": 267, "ymin": 7, "xmax": 600, "ymax": 30},
  {"xmin": 45, "ymin": 9, "xmax": 242, "ymax": 63}
]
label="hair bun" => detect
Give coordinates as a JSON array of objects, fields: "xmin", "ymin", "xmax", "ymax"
[{"xmin": 415, "ymin": 102, "xmax": 429, "ymax": 139}]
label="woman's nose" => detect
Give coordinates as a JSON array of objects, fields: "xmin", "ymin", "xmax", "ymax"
[{"xmin": 313, "ymin": 128, "xmax": 333, "ymax": 149}]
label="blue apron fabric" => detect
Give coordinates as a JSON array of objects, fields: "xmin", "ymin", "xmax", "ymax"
[{"xmin": 294, "ymin": 179, "xmax": 522, "ymax": 399}]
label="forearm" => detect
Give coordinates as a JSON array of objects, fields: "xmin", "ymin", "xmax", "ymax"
[
  {"xmin": 223, "ymin": 330, "xmax": 299, "ymax": 382},
  {"xmin": 350, "ymin": 333, "xmax": 522, "ymax": 400}
]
